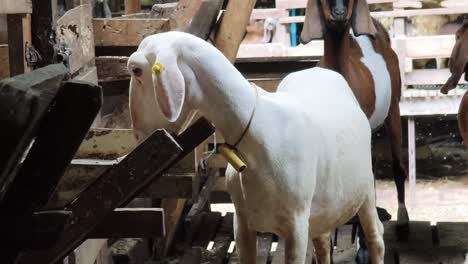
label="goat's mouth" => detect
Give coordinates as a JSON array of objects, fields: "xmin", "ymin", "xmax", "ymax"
[{"xmin": 329, "ymin": 18, "xmax": 348, "ymax": 27}]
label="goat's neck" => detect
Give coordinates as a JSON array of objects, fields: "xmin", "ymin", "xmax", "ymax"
[
  {"xmin": 181, "ymin": 43, "xmax": 257, "ymax": 146},
  {"xmin": 321, "ymin": 27, "xmax": 351, "ymax": 72}
]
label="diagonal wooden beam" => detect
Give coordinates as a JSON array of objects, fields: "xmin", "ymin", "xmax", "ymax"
[{"xmin": 214, "ymin": 0, "xmax": 257, "ymax": 63}]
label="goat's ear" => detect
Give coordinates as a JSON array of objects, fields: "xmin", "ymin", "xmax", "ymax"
[
  {"xmin": 441, "ymin": 32, "xmax": 468, "ymax": 94},
  {"xmin": 152, "ymin": 50, "xmax": 185, "ymax": 122},
  {"xmin": 300, "ymin": 0, "xmax": 325, "ymax": 43},
  {"xmin": 351, "ymin": 0, "xmax": 377, "ymax": 37}
]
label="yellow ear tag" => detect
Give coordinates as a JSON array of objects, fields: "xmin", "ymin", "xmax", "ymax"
[{"xmin": 152, "ymin": 62, "xmax": 164, "ymax": 75}]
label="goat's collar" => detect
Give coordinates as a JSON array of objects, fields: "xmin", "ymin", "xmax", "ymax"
[{"xmin": 226, "ymin": 83, "xmax": 259, "ymax": 149}]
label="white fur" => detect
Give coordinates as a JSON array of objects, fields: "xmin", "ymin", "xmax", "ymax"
[
  {"xmin": 352, "ymin": 34, "xmax": 392, "ymax": 130},
  {"xmin": 129, "ymin": 32, "xmax": 384, "ymax": 264}
]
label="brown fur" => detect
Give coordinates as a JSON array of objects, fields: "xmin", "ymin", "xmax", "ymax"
[
  {"xmin": 441, "ymin": 21, "xmax": 468, "ymax": 147},
  {"xmin": 301, "ymin": 0, "xmax": 409, "ymax": 227}
]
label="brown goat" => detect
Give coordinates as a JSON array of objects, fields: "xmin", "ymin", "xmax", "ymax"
[
  {"xmin": 441, "ymin": 21, "xmax": 468, "ymax": 147},
  {"xmin": 300, "ymin": 0, "xmax": 409, "ymax": 240}
]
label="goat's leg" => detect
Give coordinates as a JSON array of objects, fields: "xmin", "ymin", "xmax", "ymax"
[
  {"xmin": 357, "ymin": 194, "xmax": 385, "ymax": 264},
  {"xmin": 233, "ymin": 209, "xmax": 257, "ymax": 264},
  {"xmin": 284, "ymin": 213, "xmax": 309, "ymax": 264},
  {"xmin": 384, "ymin": 101, "xmax": 409, "ymax": 237},
  {"xmin": 312, "ymin": 232, "xmax": 331, "ymax": 264}
]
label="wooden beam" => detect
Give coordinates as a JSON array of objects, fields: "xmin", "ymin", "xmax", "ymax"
[
  {"xmin": 125, "ymin": 0, "xmax": 141, "ymax": 14},
  {"xmin": 56, "ymin": 4, "xmax": 95, "ymax": 75},
  {"xmin": 7, "ymin": 14, "xmax": 32, "ymax": 76},
  {"xmin": 96, "ymin": 56, "xmax": 130, "ymax": 81},
  {"xmin": 168, "ymin": 0, "xmax": 203, "ymax": 31},
  {"xmin": 89, "ymin": 208, "xmax": 164, "ymax": 238},
  {"xmin": 275, "ymin": 0, "xmax": 395, "ymax": 9},
  {"xmin": 187, "ymin": 0, "xmax": 224, "ymax": 40},
  {"xmin": 214, "ymin": 0, "xmax": 257, "ymax": 63},
  {"xmin": 93, "ymin": 18, "xmax": 168, "ymax": 47},
  {"xmin": 0, "ymin": 45, "xmax": 9, "ymax": 79},
  {"xmin": 0, "ymin": 0, "xmax": 32, "ymax": 14},
  {"xmin": 407, "ymin": 117, "xmax": 416, "ymax": 206}
]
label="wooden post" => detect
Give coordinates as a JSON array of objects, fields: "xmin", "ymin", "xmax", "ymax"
[
  {"xmin": 214, "ymin": 0, "xmax": 257, "ymax": 63},
  {"xmin": 125, "ymin": 0, "xmax": 141, "ymax": 14},
  {"xmin": 407, "ymin": 117, "xmax": 416, "ymax": 207},
  {"xmin": 6, "ymin": 14, "xmax": 32, "ymax": 76}
]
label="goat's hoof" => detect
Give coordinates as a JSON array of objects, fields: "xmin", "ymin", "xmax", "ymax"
[
  {"xmin": 355, "ymin": 247, "xmax": 371, "ymax": 264},
  {"xmin": 396, "ymin": 205, "xmax": 410, "ymax": 241}
]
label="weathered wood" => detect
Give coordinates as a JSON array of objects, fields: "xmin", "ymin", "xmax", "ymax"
[
  {"xmin": 125, "ymin": 0, "xmax": 141, "ymax": 14},
  {"xmin": 89, "ymin": 208, "xmax": 165, "ymax": 238},
  {"xmin": 110, "ymin": 238, "xmax": 150, "ymax": 264},
  {"xmin": 0, "ymin": 45, "xmax": 9, "ymax": 79},
  {"xmin": 31, "ymin": 0, "xmax": 58, "ymax": 67},
  {"xmin": 168, "ymin": 0, "xmax": 203, "ymax": 31},
  {"xmin": 185, "ymin": 170, "xmax": 218, "ymax": 227},
  {"xmin": 76, "ymin": 128, "xmax": 136, "ymax": 159},
  {"xmin": 150, "ymin": 3, "xmax": 178, "ymax": 18},
  {"xmin": 436, "ymin": 222, "xmax": 468, "ymax": 249},
  {"xmin": 193, "ymin": 212, "xmax": 222, "ymax": 247},
  {"xmin": 275, "ymin": 0, "xmax": 395, "ymax": 9},
  {"xmin": 96, "ymin": 56, "xmax": 130, "ymax": 81},
  {"xmin": 93, "ymin": 18, "xmax": 168, "ymax": 47},
  {"xmin": 7, "ymin": 14, "xmax": 31, "ymax": 76},
  {"xmin": 214, "ymin": 0, "xmax": 257, "ymax": 63},
  {"xmin": 153, "ymin": 198, "xmax": 187, "ymax": 257},
  {"xmin": 187, "ymin": 0, "xmax": 223, "ymax": 40},
  {"xmin": 55, "ymin": 4, "xmax": 95, "ymax": 75},
  {"xmin": 0, "ymin": 0, "xmax": 32, "ymax": 14},
  {"xmin": 210, "ymin": 213, "xmax": 234, "ymax": 264},
  {"xmin": 0, "ymin": 64, "xmax": 68, "ymax": 200},
  {"xmin": 16, "ymin": 129, "xmax": 182, "ymax": 263}
]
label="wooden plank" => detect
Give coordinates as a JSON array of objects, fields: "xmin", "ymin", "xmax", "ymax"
[
  {"xmin": 436, "ymin": 222, "xmax": 468, "ymax": 249},
  {"xmin": 89, "ymin": 208, "xmax": 165, "ymax": 238},
  {"xmin": 0, "ymin": 0, "xmax": 32, "ymax": 14},
  {"xmin": 405, "ymin": 69, "xmax": 467, "ymax": 86},
  {"xmin": 442, "ymin": 0, "xmax": 468, "ymax": 8},
  {"xmin": 257, "ymin": 233, "xmax": 273, "ymax": 264},
  {"xmin": 0, "ymin": 45, "xmax": 9, "ymax": 79},
  {"xmin": 125, "ymin": 0, "xmax": 141, "ymax": 14},
  {"xmin": 153, "ymin": 198, "xmax": 187, "ymax": 256},
  {"xmin": 214, "ymin": 0, "xmax": 257, "ymax": 63},
  {"xmin": 398, "ymin": 247, "xmax": 467, "ymax": 264},
  {"xmin": 55, "ymin": 4, "xmax": 95, "ymax": 75},
  {"xmin": 17, "ymin": 118, "xmax": 215, "ymax": 264},
  {"xmin": 168, "ymin": 0, "xmax": 203, "ymax": 31},
  {"xmin": 0, "ymin": 64, "xmax": 68, "ymax": 200},
  {"xmin": 7, "ymin": 14, "xmax": 31, "ymax": 76},
  {"xmin": 93, "ymin": 18, "xmax": 168, "ymax": 47},
  {"xmin": 76, "ymin": 128, "xmax": 136, "ymax": 159},
  {"xmin": 384, "ymin": 221, "xmax": 434, "ymax": 251},
  {"xmin": 96, "ymin": 56, "xmax": 130, "ymax": 81},
  {"xmin": 187, "ymin": 0, "xmax": 224, "ymax": 41},
  {"xmin": 193, "ymin": 212, "xmax": 222, "ymax": 247},
  {"xmin": 185, "ymin": 170, "xmax": 219, "ymax": 229},
  {"xmin": 210, "ymin": 213, "xmax": 234, "ymax": 264}
]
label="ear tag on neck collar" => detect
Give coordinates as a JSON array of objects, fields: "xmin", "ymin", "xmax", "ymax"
[{"xmin": 152, "ymin": 62, "xmax": 164, "ymax": 75}]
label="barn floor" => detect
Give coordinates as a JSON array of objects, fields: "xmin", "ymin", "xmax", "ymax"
[
  {"xmin": 169, "ymin": 212, "xmax": 468, "ymax": 264},
  {"xmin": 165, "ymin": 178, "xmax": 468, "ymax": 263}
]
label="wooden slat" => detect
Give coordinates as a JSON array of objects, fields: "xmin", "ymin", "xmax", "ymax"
[
  {"xmin": 436, "ymin": 222, "xmax": 468, "ymax": 249},
  {"xmin": 93, "ymin": 18, "xmax": 168, "ymax": 47},
  {"xmin": 0, "ymin": 45, "xmax": 9, "ymax": 79},
  {"xmin": 192, "ymin": 212, "xmax": 222, "ymax": 247},
  {"xmin": 96, "ymin": 56, "xmax": 130, "ymax": 81},
  {"xmin": 89, "ymin": 208, "xmax": 164, "ymax": 238},
  {"xmin": 168, "ymin": 0, "xmax": 203, "ymax": 31},
  {"xmin": 125, "ymin": 0, "xmax": 141, "ymax": 14},
  {"xmin": 31, "ymin": 0, "xmax": 58, "ymax": 68},
  {"xmin": 187, "ymin": 0, "xmax": 223, "ymax": 40},
  {"xmin": 7, "ymin": 14, "xmax": 31, "ymax": 76},
  {"xmin": 153, "ymin": 198, "xmax": 187, "ymax": 256},
  {"xmin": 405, "ymin": 69, "xmax": 467, "ymax": 86},
  {"xmin": 0, "ymin": 0, "xmax": 32, "ymax": 14},
  {"xmin": 55, "ymin": 4, "xmax": 95, "ymax": 75}
]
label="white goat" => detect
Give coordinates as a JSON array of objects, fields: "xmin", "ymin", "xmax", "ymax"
[{"xmin": 127, "ymin": 31, "xmax": 384, "ymax": 264}]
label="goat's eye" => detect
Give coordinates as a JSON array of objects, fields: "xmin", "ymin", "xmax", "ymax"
[{"xmin": 132, "ymin": 67, "xmax": 143, "ymax": 77}]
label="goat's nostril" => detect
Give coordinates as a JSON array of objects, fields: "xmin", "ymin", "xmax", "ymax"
[
  {"xmin": 333, "ymin": 8, "xmax": 346, "ymax": 16},
  {"xmin": 132, "ymin": 67, "xmax": 142, "ymax": 77}
]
